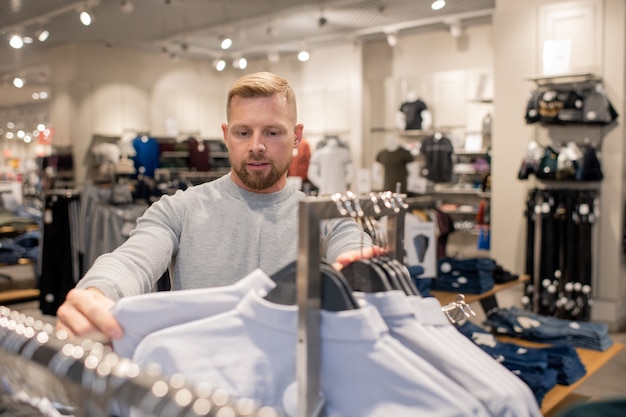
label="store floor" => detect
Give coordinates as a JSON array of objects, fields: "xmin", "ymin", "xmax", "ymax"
[{"xmin": 4, "ymin": 291, "xmax": 626, "ymax": 413}]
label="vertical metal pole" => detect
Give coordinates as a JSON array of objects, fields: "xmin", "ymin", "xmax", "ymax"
[{"xmin": 296, "ymin": 200, "xmax": 324, "ymax": 417}]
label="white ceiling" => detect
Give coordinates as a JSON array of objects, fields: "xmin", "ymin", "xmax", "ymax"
[{"xmin": 0, "ymin": 0, "xmax": 494, "ymax": 109}]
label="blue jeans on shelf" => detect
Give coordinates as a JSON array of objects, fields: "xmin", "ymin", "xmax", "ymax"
[
  {"xmin": 455, "ymin": 320, "xmax": 587, "ymax": 405},
  {"xmin": 486, "ymin": 306, "xmax": 613, "ymax": 351}
]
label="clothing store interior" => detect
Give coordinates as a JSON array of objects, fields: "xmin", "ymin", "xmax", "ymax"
[{"xmin": 1, "ymin": 0, "xmax": 626, "ymax": 416}]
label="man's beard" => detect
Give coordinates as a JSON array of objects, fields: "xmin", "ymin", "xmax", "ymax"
[{"xmin": 232, "ymin": 157, "xmax": 289, "ymax": 190}]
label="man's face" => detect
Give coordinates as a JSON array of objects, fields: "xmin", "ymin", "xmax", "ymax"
[{"xmin": 222, "ymin": 94, "xmax": 302, "ymax": 193}]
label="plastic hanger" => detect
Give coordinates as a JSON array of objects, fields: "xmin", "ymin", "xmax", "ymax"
[
  {"xmin": 386, "ymin": 257, "xmax": 421, "ymax": 296},
  {"xmin": 341, "ymin": 258, "xmax": 394, "ymax": 293},
  {"xmin": 264, "ymin": 261, "xmax": 359, "ymax": 311}
]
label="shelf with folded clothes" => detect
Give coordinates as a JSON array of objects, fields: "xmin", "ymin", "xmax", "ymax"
[
  {"xmin": 431, "ymin": 274, "xmax": 529, "ymax": 306},
  {"xmin": 427, "ymin": 257, "xmax": 525, "ymax": 315},
  {"xmin": 451, "ymin": 312, "xmax": 623, "ymax": 417},
  {"xmin": 0, "ymin": 226, "xmax": 41, "ymax": 304},
  {"xmin": 495, "ymin": 335, "xmax": 624, "ymax": 417}
]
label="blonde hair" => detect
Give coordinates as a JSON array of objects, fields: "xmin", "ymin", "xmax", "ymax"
[{"xmin": 226, "ymin": 72, "xmax": 297, "ymax": 123}]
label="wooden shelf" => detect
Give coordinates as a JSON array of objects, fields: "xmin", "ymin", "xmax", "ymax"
[
  {"xmin": 430, "ymin": 274, "xmax": 528, "ymax": 305},
  {"xmin": 431, "ymin": 275, "xmax": 623, "ymax": 417},
  {"xmin": 496, "ymin": 336, "xmax": 624, "ymax": 417},
  {"xmin": 0, "ymin": 288, "xmax": 39, "ymax": 304}
]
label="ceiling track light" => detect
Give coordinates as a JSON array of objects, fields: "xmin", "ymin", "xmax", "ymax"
[
  {"xmin": 79, "ymin": 6, "xmax": 94, "ymax": 26},
  {"xmin": 385, "ymin": 31, "xmax": 398, "ymax": 47},
  {"xmin": 232, "ymin": 56, "xmax": 247, "ymax": 70},
  {"xmin": 213, "ymin": 59, "xmax": 226, "ymax": 72},
  {"xmin": 267, "ymin": 50, "xmax": 280, "ymax": 64},
  {"xmin": 220, "ymin": 36, "xmax": 232, "ymax": 50},
  {"xmin": 297, "ymin": 49, "xmax": 310, "ymax": 62},
  {"xmin": 12, "ymin": 76, "xmax": 25, "ymax": 89},
  {"xmin": 120, "ymin": 0, "xmax": 134, "ymax": 14},
  {"xmin": 9, "ymin": 33, "xmax": 24, "ymax": 49},
  {"xmin": 431, "ymin": 0, "xmax": 446, "ymax": 11},
  {"xmin": 35, "ymin": 29, "xmax": 50, "ymax": 42}
]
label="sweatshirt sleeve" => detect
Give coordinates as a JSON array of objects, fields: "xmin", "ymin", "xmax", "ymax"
[
  {"xmin": 320, "ymin": 218, "xmax": 373, "ymax": 264},
  {"xmin": 76, "ymin": 191, "xmax": 185, "ymax": 301}
]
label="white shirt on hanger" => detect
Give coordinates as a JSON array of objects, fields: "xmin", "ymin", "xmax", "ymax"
[{"xmin": 132, "ymin": 290, "xmax": 489, "ymax": 417}]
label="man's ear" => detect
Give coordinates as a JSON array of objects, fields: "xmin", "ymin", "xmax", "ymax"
[
  {"xmin": 294, "ymin": 123, "xmax": 304, "ymax": 147},
  {"xmin": 221, "ymin": 123, "xmax": 229, "ymax": 149}
]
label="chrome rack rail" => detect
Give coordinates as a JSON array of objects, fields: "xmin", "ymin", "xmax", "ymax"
[
  {"xmin": 0, "ymin": 306, "xmax": 280, "ymax": 417},
  {"xmin": 296, "ymin": 191, "xmax": 406, "ymax": 417}
]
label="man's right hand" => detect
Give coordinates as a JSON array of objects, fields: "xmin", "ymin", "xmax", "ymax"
[{"xmin": 56, "ymin": 287, "xmax": 123, "ymax": 341}]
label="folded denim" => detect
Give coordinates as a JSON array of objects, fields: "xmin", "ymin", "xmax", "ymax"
[
  {"xmin": 486, "ymin": 306, "xmax": 613, "ymax": 351},
  {"xmin": 455, "ymin": 320, "xmax": 586, "ymax": 404}
]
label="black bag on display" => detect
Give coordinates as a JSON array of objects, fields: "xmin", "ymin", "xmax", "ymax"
[
  {"xmin": 576, "ymin": 147, "xmax": 603, "ymax": 181},
  {"xmin": 582, "ymin": 89, "xmax": 619, "ymax": 125},
  {"xmin": 556, "ymin": 90, "xmax": 585, "ymax": 124},
  {"xmin": 535, "ymin": 146, "xmax": 559, "ymax": 180},
  {"xmin": 538, "ymin": 90, "xmax": 565, "ymax": 124},
  {"xmin": 525, "ymin": 90, "xmax": 543, "ymax": 124},
  {"xmin": 525, "ymin": 83, "xmax": 618, "ymax": 126}
]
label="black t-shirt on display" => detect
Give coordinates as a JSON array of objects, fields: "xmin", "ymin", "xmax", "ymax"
[
  {"xmin": 421, "ymin": 134, "xmax": 454, "ymax": 183},
  {"xmin": 399, "ymin": 99, "xmax": 428, "ymax": 130}
]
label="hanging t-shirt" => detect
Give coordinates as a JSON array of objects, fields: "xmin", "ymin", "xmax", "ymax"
[
  {"xmin": 288, "ymin": 138, "xmax": 311, "ymax": 181},
  {"xmin": 308, "ymin": 142, "xmax": 353, "ymax": 195},
  {"xmin": 399, "ymin": 99, "xmax": 428, "ymax": 130},
  {"xmin": 187, "ymin": 137, "xmax": 211, "ymax": 171},
  {"xmin": 421, "ymin": 134, "xmax": 454, "ymax": 183},
  {"xmin": 132, "ymin": 135, "xmax": 160, "ymax": 177},
  {"xmin": 375, "ymin": 147, "xmax": 414, "ymax": 193}
]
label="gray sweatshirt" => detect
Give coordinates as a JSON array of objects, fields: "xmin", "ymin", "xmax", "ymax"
[{"xmin": 77, "ymin": 174, "xmax": 371, "ymax": 300}]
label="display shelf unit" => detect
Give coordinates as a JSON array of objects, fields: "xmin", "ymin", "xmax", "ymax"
[
  {"xmin": 431, "ymin": 276, "xmax": 624, "ymax": 417},
  {"xmin": 0, "ymin": 221, "xmax": 39, "ymax": 305},
  {"xmin": 431, "ymin": 274, "xmax": 528, "ymax": 307},
  {"xmin": 0, "ymin": 288, "xmax": 39, "ymax": 304}
]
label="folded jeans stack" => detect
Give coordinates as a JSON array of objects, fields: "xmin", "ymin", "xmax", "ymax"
[
  {"xmin": 486, "ymin": 306, "xmax": 613, "ymax": 351},
  {"xmin": 431, "ymin": 257, "xmax": 495, "ymax": 294},
  {"xmin": 455, "ymin": 320, "xmax": 586, "ymax": 406}
]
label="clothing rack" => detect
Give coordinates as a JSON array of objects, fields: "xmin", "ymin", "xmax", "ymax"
[
  {"xmin": 0, "ymin": 306, "xmax": 280, "ymax": 417},
  {"xmin": 295, "ymin": 191, "xmax": 406, "ymax": 417}
]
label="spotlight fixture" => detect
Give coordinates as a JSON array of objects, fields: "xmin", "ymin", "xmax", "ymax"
[
  {"xmin": 213, "ymin": 59, "xmax": 226, "ymax": 72},
  {"xmin": 267, "ymin": 50, "xmax": 280, "ymax": 64},
  {"xmin": 12, "ymin": 77, "xmax": 25, "ymax": 88},
  {"xmin": 9, "ymin": 34, "xmax": 24, "ymax": 49},
  {"xmin": 297, "ymin": 50, "xmax": 310, "ymax": 62},
  {"xmin": 318, "ymin": 16, "xmax": 328, "ymax": 27},
  {"xmin": 120, "ymin": 0, "xmax": 134, "ymax": 14},
  {"xmin": 220, "ymin": 37, "xmax": 232, "ymax": 50},
  {"xmin": 385, "ymin": 31, "xmax": 398, "ymax": 47},
  {"xmin": 80, "ymin": 9, "xmax": 94, "ymax": 26},
  {"xmin": 431, "ymin": 0, "xmax": 446, "ymax": 11},
  {"xmin": 232, "ymin": 57, "xmax": 247, "ymax": 70},
  {"xmin": 449, "ymin": 22, "xmax": 463, "ymax": 38},
  {"xmin": 35, "ymin": 29, "xmax": 50, "ymax": 42}
]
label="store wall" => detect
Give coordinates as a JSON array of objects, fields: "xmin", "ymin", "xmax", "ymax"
[
  {"xmin": 493, "ymin": 0, "xmax": 626, "ymax": 330},
  {"xmin": 49, "ymin": 42, "xmax": 362, "ymax": 182}
]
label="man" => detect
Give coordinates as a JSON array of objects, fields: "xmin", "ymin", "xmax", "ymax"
[{"xmin": 56, "ymin": 72, "xmax": 373, "ymax": 340}]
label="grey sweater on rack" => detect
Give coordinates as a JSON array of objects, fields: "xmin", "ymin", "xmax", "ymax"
[{"xmin": 76, "ymin": 173, "xmax": 370, "ymax": 301}]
